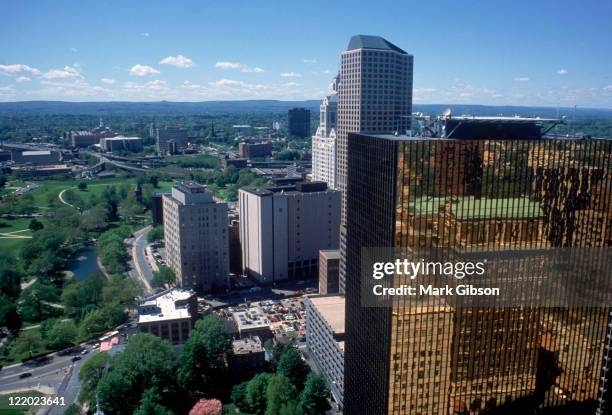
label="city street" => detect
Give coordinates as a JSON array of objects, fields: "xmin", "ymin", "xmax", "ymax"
[{"xmin": 128, "ymin": 225, "xmax": 154, "ymax": 295}]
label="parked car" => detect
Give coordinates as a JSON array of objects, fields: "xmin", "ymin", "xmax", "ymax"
[
  {"xmin": 19, "ymin": 372, "xmax": 32, "ymax": 379},
  {"xmin": 71, "ymin": 356, "xmax": 82, "ymax": 362}
]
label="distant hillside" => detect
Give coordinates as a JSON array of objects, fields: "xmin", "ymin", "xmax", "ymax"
[{"xmin": 0, "ymin": 100, "xmax": 611, "ymax": 119}]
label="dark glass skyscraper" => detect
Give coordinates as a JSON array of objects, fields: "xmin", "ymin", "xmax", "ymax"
[
  {"xmin": 288, "ymin": 107, "xmax": 311, "ymax": 138},
  {"xmin": 343, "ymin": 133, "xmax": 612, "ymax": 414}
]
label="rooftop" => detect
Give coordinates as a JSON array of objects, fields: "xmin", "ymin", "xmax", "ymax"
[
  {"xmin": 320, "ymin": 249, "xmax": 340, "ymax": 260},
  {"xmin": 176, "ymin": 181, "xmax": 206, "ymax": 194},
  {"xmin": 233, "ymin": 307, "xmax": 270, "ymax": 332},
  {"xmin": 232, "ymin": 336, "xmax": 264, "ymax": 355},
  {"xmin": 409, "ymin": 196, "xmax": 543, "ymax": 219},
  {"xmin": 138, "ymin": 288, "xmax": 194, "ymax": 324},
  {"xmin": 22, "ymin": 150, "xmax": 51, "ymax": 156},
  {"xmin": 309, "ymin": 295, "xmax": 345, "ymax": 335},
  {"xmin": 346, "ymin": 35, "xmax": 408, "ymax": 54}
]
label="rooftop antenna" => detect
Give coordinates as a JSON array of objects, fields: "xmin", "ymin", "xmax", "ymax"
[{"xmin": 442, "ymin": 108, "xmax": 452, "ymax": 119}]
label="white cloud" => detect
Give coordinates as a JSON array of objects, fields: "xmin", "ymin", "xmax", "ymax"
[
  {"xmin": 159, "ymin": 54, "xmax": 194, "ymax": 68},
  {"xmin": 557, "ymin": 68, "xmax": 569, "ymax": 75},
  {"xmin": 129, "ymin": 64, "xmax": 160, "ymax": 76},
  {"xmin": 140, "ymin": 32, "xmax": 150, "ymax": 37},
  {"xmin": 42, "ymin": 65, "xmax": 82, "ymax": 79},
  {"xmin": 214, "ymin": 61, "xmax": 264, "ymax": 73},
  {"xmin": 0, "ymin": 64, "xmax": 41, "ymax": 76},
  {"xmin": 100, "ymin": 78, "xmax": 116, "ymax": 84},
  {"xmin": 320, "ymin": 69, "xmax": 331, "ymax": 75},
  {"xmin": 280, "ymin": 72, "xmax": 302, "ymax": 78},
  {"xmin": 16, "ymin": 76, "xmax": 31, "ymax": 83},
  {"xmin": 513, "ymin": 77, "xmax": 530, "ymax": 82},
  {"xmin": 604, "ymin": 85, "xmax": 612, "ymax": 92},
  {"xmin": 70, "ymin": 47, "xmax": 78, "ymax": 52},
  {"xmin": 303, "ymin": 58, "xmax": 317, "ymax": 64}
]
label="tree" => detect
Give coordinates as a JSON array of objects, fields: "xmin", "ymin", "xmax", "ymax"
[
  {"xmin": 177, "ymin": 315, "xmax": 232, "ymax": 398},
  {"xmin": 0, "ymin": 294, "xmax": 22, "ymax": 335},
  {"xmin": 78, "ymin": 352, "xmax": 110, "ymax": 406},
  {"xmin": 81, "ymin": 205, "xmax": 108, "ymax": 231},
  {"xmin": 152, "ymin": 266, "xmax": 176, "ymax": 288},
  {"xmin": 133, "ymin": 388, "xmax": 176, "ymax": 415},
  {"xmin": 245, "ymin": 373, "xmax": 272, "ymax": 415},
  {"xmin": 277, "ymin": 348, "xmax": 309, "ymax": 390},
  {"xmin": 19, "ymin": 282, "xmax": 61, "ymax": 322},
  {"xmin": 46, "ymin": 319, "xmax": 78, "ymax": 349},
  {"xmin": 299, "ymin": 373, "xmax": 330, "ymax": 415},
  {"xmin": 189, "ymin": 399, "xmax": 222, "ymax": 415},
  {"xmin": 0, "ymin": 253, "xmax": 21, "ymax": 298},
  {"xmin": 78, "ymin": 182, "xmax": 88, "ymax": 191},
  {"xmin": 148, "ymin": 225, "xmax": 164, "ymax": 243},
  {"xmin": 231, "ymin": 381, "xmax": 250, "ymax": 413},
  {"xmin": 96, "ymin": 334, "xmax": 178, "ymax": 415},
  {"xmin": 265, "ymin": 374, "xmax": 297, "ymax": 415},
  {"xmin": 28, "ymin": 218, "xmax": 44, "ymax": 232},
  {"xmin": 12, "ymin": 329, "xmax": 44, "ymax": 359}
]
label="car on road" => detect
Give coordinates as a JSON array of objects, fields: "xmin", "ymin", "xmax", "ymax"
[
  {"xmin": 81, "ymin": 349, "xmax": 89, "ymax": 355},
  {"xmin": 19, "ymin": 372, "xmax": 32, "ymax": 378},
  {"xmin": 71, "ymin": 356, "xmax": 82, "ymax": 362}
]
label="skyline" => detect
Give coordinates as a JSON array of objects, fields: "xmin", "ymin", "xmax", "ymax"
[{"xmin": 1, "ymin": 0, "xmax": 612, "ymax": 108}]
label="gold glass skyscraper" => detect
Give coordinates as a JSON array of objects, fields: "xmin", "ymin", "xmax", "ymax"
[{"xmin": 343, "ymin": 133, "xmax": 612, "ymax": 414}]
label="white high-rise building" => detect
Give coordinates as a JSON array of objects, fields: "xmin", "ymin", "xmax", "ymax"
[{"xmin": 311, "ymin": 79, "xmax": 338, "ymax": 189}]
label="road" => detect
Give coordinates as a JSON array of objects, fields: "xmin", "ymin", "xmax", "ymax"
[
  {"xmin": 128, "ymin": 226, "xmax": 154, "ymax": 295},
  {"xmin": 0, "ymin": 343, "xmax": 127, "ymax": 413}
]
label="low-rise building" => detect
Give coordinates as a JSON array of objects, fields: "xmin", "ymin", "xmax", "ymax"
[
  {"xmin": 318, "ymin": 249, "xmax": 340, "ymax": 294},
  {"xmin": 222, "ymin": 157, "xmax": 249, "ymax": 169},
  {"xmin": 232, "ymin": 307, "xmax": 272, "ymax": 340},
  {"xmin": 239, "ymin": 142, "xmax": 272, "ymax": 159},
  {"xmin": 11, "ymin": 150, "xmax": 61, "ymax": 165},
  {"xmin": 138, "ymin": 288, "xmax": 198, "ymax": 344},
  {"xmin": 228, "ymin": 336, "xmax": 267, "ymax": 381},
  {"xmin": 306, "ymin": 295, "xmax": 345, "ymax": 410},
  {"xmin": 99, "ymin": 136, "xmax": 143, "ymax": 152}
]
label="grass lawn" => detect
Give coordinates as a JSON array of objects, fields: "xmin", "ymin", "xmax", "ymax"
[
  {"xmin": 0, "ymin": 217, "xmax": 38, "ymax": 256},
  {"xmin": 0, "ymin": 390, "xmax": 46, "ymax": 414}
]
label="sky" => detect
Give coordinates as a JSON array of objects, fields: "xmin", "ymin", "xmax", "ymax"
[{"xmin": 1, "ymin": 0, "xmax": 612, "ymax": 108}]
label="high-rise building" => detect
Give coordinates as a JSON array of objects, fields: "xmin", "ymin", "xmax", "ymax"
[
  {"xmin": 343, "ymin": 130, "xmax": 612, "ymax": 414},
  {"xmin": 163, "ymin": 182, "xmax": 229, "ymax": 292},
  {"xmin": 157, "ymin": 126, "xmax": 188, "ymax": 154},
  {"xmin": 288, "ymin": 108, "xmax": 311, "ymax": 138},
  {"xmin": 312, "ymin": 77, "xmax": 338, "ymax": 189},
  {"xmin": 151, "ymin": 192, "xmax": 168, "ymax": 227},
  {"xmin": 337, "ymin": 35, "xmax": 414, "ymax": 293},
  {"xmin": 239, "ymin": 182, "xmax": 340, "ymax": 283}
]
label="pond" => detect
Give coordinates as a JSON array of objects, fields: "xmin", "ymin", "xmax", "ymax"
[{"xmin": 66, "ymin": 245, "xmax": 102, "ymax": 280}]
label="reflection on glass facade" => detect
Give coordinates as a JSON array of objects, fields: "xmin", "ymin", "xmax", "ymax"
[{"xmin": 344, "ymin": 134, "xmax": 612, "ymax": 414}]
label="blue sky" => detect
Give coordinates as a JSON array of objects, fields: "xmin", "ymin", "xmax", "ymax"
[{"xmin": 1, "ymin": 0, "xmax": 611, "ymax": 107}]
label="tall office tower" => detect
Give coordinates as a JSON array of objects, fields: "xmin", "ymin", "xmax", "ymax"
[
  {"xmin": 156, "ymin": 126, "xmax": 188, "ymax": 154},
  {"xmin": 288, "ymin": 107, "xmax": 311, "ymax": 138},
  {"xmin": 312, "ymin": 77, "xmax": 338, "ymax": 189},
  {"xmin": 163, "ymin": 182, "xmax": 229, "ymax": 293},
  {"xmin": 337, "ymin": 35, "xmax": 414, "ymax": 293},
  {"xmin": 239, "ymin": 182, "xmax": 340, "ymax": 283},
  {"xmin": 343, "ymin": 127, "xmax": 612, "ymax": 414}
]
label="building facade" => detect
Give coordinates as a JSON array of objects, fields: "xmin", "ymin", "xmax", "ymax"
[
  {"xmin": 288, "ymin": 107, "xmax": 311, "ymax": 138},
  {"xmin": 151, "ymin": 192, "xmax": 168, "ymax": 227},
  {"xmin": 99, "ymin": 136, "xmax": 143, "ymax": 152},
  {"xmin": 238, "ymin": 142, "xmax": 273, "ymax": 159},
  {"xmin": 306, "ymin": 295, "xmax": 346, "ymax": 410},
  {"xmin": 318, "ymin": 249, "xmax": 340, "ymax": 295},
  {"xmin": 343, "ymin": 132, "xmax": 612, "ymax": 414},
  {"xmin": 337, "ymin": 35, "xmax": 414, "ymax": 293},
  {"xmin": 157, "ymin": 126, "xmax": 188, "ymax": 154},
  {"xmin": 162, "ymin": 182, "xmax": 229, "ymax": 292},
  {"xmin": 312, "ymin": 82, "xmax": 338, "ymax": 189},
  {"xmin": 138, "ymin": 288, "xmax": 198, "ymax": 344},
  {"xmin": 239, "ymin": 182, "xmax": 340, "ymax": 283}
]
